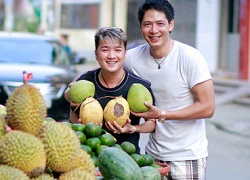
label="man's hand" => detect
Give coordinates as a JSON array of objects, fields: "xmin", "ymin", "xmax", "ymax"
[
  {"xmin": 131, "ymin": 102, "xmax": 161, "ymax": 119},
  {"xmin": 105, "ymin": 119, "xmax": 136, "ymax": 134}
]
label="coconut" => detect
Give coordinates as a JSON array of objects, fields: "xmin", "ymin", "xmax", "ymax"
[
  {"xmin": 127, "ymin": 83, "xmax": 153, "ymax": 113},
  {"xmin": 103, "ymin": 96, "xmax": 130, "ymax": 127},
  {"xmin": 69, "ymin": 80, "xmax": 95, "ymax": 104},
  {"xmin": 80, "ymin": 97, "xmax": 103, "ymax": 127}
]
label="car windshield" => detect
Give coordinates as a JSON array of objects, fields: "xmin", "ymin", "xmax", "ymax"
[{"xmin": 0, "ymin": 38, "xmax": 70, "ymax": 66}]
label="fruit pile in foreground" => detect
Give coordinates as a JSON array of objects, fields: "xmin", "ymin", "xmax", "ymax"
[
  {"xmin": 0, "ymin": 80, "xmax": 164, "ymax": 179},
  {"xmin": 0, "ymin": 82, "xmax": 96, "ymax": 179},
  {"xmin": 69, "ymin": 122, "xmax": 163, "ymax": 179}
]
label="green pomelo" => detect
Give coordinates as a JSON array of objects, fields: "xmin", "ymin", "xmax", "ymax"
[
  {"xmin": 69, "ymin": 80, "xmax": 95, "ymax": 103},
  {"xmin": 127, "ymin": 83, "xmax": 153, "ymax": 113}
]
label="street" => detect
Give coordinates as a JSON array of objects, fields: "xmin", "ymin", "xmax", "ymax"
[{"xmin": 139, "ymin": 121, "xmax": 250, "ymax": 180}]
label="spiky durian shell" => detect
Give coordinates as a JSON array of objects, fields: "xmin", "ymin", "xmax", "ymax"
[
  {"xmin": 6, "ymin": 83, "xmax": 47, "ymax": 136},
  {"xmin": 0, "ymin": 165, "xmax": 29, "ymax": 180},
  {"xmin": 38, "ymin": 122, "xmax": 81, "ymax": 173},
  {"xmin": 0, "ymin": 130, "xmax": 46, "ymax": 177},
  {"xmin": 58, "ymin": 168, "xmax": 95, "ymax": 180},
  {"xmin": 30, "ymin": 173, "xmax": 56, "ymax": 180},
  {"xmin": 70, "ymin": 149, "xmax": 96, "ymax": 176},
  {"xmin": 0, "ymin": 115, "xmax": 6, "ymax": 137}
]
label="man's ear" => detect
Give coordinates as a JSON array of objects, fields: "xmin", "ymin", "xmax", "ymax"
[
  {"xmin": 169, "ymin": 19, "xmax": 174, "ymax": 32},
  {"xmin": 95, "ymin": 50, "xmax": 98, "ymax": 61}
]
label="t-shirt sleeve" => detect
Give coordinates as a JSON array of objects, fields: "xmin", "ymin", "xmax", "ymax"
[{"xmin": 183, "ymin": 48, "xmax": 212, "ymax": 88}]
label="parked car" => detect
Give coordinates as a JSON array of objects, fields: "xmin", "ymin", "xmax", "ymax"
[{"xmin": 0, "ymin": 32, "xmax": 84, "ymax": 121}]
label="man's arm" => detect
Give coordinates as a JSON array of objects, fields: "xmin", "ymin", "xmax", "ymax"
[{"xmin": 132, "ymin": 79, "xmax": 215, "ymax": 121}]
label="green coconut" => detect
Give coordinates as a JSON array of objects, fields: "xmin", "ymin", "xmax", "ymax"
[
  {"xmin": 69, "ymin": 80, "xmax": 95, "ymax": 103},
  {"xmin": 127, "ymin": 83, "xmax": 153, "ymax": 113}
]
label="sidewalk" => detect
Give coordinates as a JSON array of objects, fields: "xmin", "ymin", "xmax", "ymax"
[{"xmin": 209, "ymin": 102, "xmax": 250, "ymax": 137}]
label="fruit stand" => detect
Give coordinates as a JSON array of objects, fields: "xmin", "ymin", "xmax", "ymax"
[{"xmin": 0, "ymin": 76, "xmax": 171, "ymax": 179}]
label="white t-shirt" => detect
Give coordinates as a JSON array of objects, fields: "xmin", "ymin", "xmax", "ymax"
[{"xmin": 125, "ymin": 41, "xmax": 212, "ymax": 161}]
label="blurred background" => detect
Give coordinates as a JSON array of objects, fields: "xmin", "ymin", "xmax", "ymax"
[
  {"xmin": 0, "ymin": 0, "xmax": 250, "ymax": 179},
  {"xmin": 1, "ymin": 0, "xmax": 250, "ymax": 80}
]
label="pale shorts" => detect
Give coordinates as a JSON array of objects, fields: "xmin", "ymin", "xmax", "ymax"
[{"xmin": 155, "ymin": 157, "xmax": 207, "ymax": 180}]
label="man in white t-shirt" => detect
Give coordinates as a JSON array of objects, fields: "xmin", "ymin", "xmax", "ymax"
[{"xmin": 124, "ymin": 0, "xmax": 215, "ymax": 179}]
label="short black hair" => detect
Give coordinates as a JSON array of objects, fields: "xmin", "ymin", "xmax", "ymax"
[
  {"xmin": 138, "ymin": 0, "xmax": 174, "ymax": 24},
  {"xmin": 94, "ymin": 27, "xmax": 127, "ymax": 50}
]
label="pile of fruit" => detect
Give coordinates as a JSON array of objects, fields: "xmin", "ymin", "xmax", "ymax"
[
  {"xmin": 0, "ymin": 79, "xmax": 166, "ymax": 179},
  {"xmin": 0, "ymin": 82, "xmax": 96, "ymax": 179},
  {"xmin": 66, "ymin": 121, "xmax": 164, "ymax": 179}
]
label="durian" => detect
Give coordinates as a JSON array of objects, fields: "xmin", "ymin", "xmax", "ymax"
[
  {"xmin": 6, "ymin": 83, "xmax": 47, "ymax": 135},
  {"xmin": 58, "ymin": 168, "xmax": 95, "ymax": 180},
  {"xmin": 30, "ymin": 173, "xmax": 56, "ymax": 180},
  {"xmin": 0, "ymin": 130, "xmax": 46, "ymax": 177},
  {"xmin": 38, "ymin": 122, "xmax": 81, "ymax": 173},
  {"xmin": 0, "ymin": 165, "xmax": 29, "ymax": 180}
]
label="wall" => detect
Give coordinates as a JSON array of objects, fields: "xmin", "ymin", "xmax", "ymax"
[{"xmin": 196, "ymin": 0, "xmax": 221, "ymax": 72}]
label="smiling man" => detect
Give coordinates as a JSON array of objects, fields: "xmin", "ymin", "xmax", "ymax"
[
  {"xmin": 64, "ymin": 27, "xmax": 156, "ymax": 154},
  {"xmin": 124, "ymin": 0, "xmax": 215, "ymax": 179}
]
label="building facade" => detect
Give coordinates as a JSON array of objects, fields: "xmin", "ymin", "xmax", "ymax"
[{"xmin": 1, "ymin": 0, "xmax": 250, "ymax": 81}]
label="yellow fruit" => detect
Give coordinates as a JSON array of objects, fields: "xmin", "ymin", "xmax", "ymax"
[
  {"xmin": 0, "ymin": 130, "xmax": 46, "ymax": 177},
  {"xmin": 80, "ymin": 97, "xmax": 103, "ymax": 127},
  {"xmin": 69, "ymin": 149, "xmax": 96, "ymax": 175},
  {"xmin": 0, "ymin": 104, "xmax": 6, "ymax": 117},
  {"xmin": 69, "ymin": 80, "xmax": 95, "ymax": 103},
  {"xmin": 121, "ymin": 141, "xmax": 136, "ymax": 155},
  {"xmin": 127, "ymin": 83, "xmax": 153, "ymax": 112},
  {"xmin": 103, "ymin": 96, "xmax": 130, "ymax": 127},
  {"xmin": 31, "ymin": 173, "xmax": 55, "ymax": 180},
  {"xmin": 38, "ymin": 122, "xmax": 81, "ymax": 173},
  {"xmin": 6, "ymin": 83, "xmax": 46, "ymax": 136},
  {"xmin": 0, "ymin": 115, "xmax": 6, "ymax": 137},
  {"xmin": 59, "ymin": 168, "xmax": 95, "ymax": 180},
  {"xmin": 0, "ymin": 165, "xmax": 29, "ymax": 180}
]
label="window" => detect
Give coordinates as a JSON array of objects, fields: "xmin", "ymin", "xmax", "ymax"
[{"xmin": 60, "ymin": 1, "xmax": 100, "ymax": 29}]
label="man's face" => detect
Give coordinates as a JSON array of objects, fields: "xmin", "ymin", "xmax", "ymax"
[
  {"xmin": 140, "ymin": 9, "xmax": 174, "ymax": 49},
  {"xmin": 95, "ymin": 39, "xmax": 126, "ymax": 72}
]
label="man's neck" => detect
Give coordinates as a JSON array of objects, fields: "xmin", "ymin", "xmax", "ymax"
[{"xmin": 150, "ymin": 39, "xmax": 172, "ymax": 59}]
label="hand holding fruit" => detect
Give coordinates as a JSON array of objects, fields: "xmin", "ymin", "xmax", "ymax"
[
  {"xmin": 105, "ymin": 119, "xmax": 136, "ymax": 134},
  {"xmin": 131, "ymin": 102, "xmax": 161, "ymax": 120}
]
